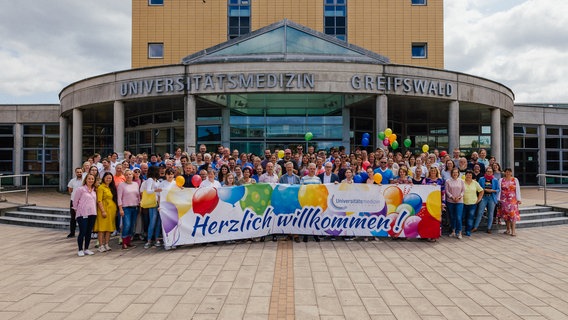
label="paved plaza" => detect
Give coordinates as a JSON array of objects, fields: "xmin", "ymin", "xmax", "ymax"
[{"xmin": 0, "ymin": 188, "xmax": 567, "ymax": 319}]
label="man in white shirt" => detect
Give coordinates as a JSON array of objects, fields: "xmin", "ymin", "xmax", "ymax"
[
  {"xmin": 300, "ymin": 163, "xmax": 321, "ymax": 242},
  {"xmin": 199, "ymin": 169, "xmax": 222, "ymax": 188},
  {"xmin": 318, "ymin": 162, "xmax": 339, "ymax": 184},
  {"xmin": 67, "ymin": 167, "xmax": 83, "ymax": 238},
  {"xmin": 259, "ymin": 162, "xmax": 279, "ymax": 183}
]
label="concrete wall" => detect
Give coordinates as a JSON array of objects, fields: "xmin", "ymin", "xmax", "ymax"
[{"xmin": 0, "ymin": 105, "xmax": 60, "ymax": 123}]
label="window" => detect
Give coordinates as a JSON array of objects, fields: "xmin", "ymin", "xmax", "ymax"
[
  {"xmin": 148, "ymin": 43, "xmax": 164, "ymax": 59},
  {"xmin": 324, "ymin": 0, "xmax": 347, "ymax": 41},
  {"xmin": 228, "ymin": 0, "xmax": 251, "ymax": 39},
  {"xmin": 0, "ymin": 125, "xmax": 14, "ymax": 177},
  {"xmin": 148, "ymin": 0, "xmax": 164, "ymax": 5},
  {"xmin": 412, "ymin": 43, "xmax": 427, "ymax": 58},
  {"xmin": 411, "ymin": 0, "xmax": 427, "ymax": 5},
  {"xmin": 22, "ymin": 124, "xmax": 59, "ymax": 186}
]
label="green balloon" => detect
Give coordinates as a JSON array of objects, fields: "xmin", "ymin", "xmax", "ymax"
[
  {"xmin": 239, "ymin": 184, "xmax": 273, "ymax": 216},
  {"xmin": 404, "ymin": 138, "xmax": 412, "ymax": 148},
  {"xmin": 305, "ymin": 132, "xmax": 313, "ymax": 141},
  {"xmin": 378, "ymin": 131, "xmax": 386, "ymax": 140},
  {"xmin": 391, "ymin": 140, "xmax": 399, "ymax": 150}
]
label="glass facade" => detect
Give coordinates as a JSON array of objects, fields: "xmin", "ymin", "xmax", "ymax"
[
  {"xmin": 228, "ymin": 0, "xmax": 250, "ymax": 39},
  {"xmin": 0, "ymin": 125, "xmax": 14, "ymax": 185},
  {"xmin": 22, "ymin": 124, "xmax": 59, "ymax": 186},
  {"xmin": 324, "ymin": 0, "xmax": 347, "ymax": 41},
  {"xmin": 82, "ymin": 106, "xmax": 114, "ymax": 160}
]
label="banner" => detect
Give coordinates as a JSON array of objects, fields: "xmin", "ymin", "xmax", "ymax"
[{"xmin": 159, "ymin": 183, "xmax": 441, "ymax": 246}]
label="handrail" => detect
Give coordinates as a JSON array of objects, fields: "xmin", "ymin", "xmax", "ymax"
[
  {"xmin": 0, "ymin": 174, "xmax": 30, "ymax": 205},
  {"xmin": 536, "ymin": 174, "xmax": 568, "ymax": 206}
]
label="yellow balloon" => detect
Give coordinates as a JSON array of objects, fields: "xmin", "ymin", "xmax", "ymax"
[
  {"xmin": 278, "ymin": 150, "xmax": 285, "ymax": 159},
  {"xmin": 166, "ymin": 187, "xmax": 193, "ymax": 219},
  {"xmin": 298, "ymin": 184, "xmax": 328, "ymax": 212},
  {"xmin": 385, "ymin": 128, "xmax": 393, "ymax": 137},
  {"xmin": 175, "ymin": 175, "xmax": 185, "ymax": 188},
  {"xmin": 426, "ymin": 190, "xmax": 442, "ymax": 221},
  {"xmin": 373, "ymin": 173, "xmax": 383, "ymax": 184},
  {"xmin": 422, "ymin": 144, "xmax": 429, "ymax": 153}
]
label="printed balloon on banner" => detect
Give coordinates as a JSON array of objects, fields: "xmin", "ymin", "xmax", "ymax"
[
  {"xmin": 404, "ymin": 138, "xmax": 412, "ymax": 148},
  {"xmin": 373, "ymin": 173, "xmax": 382, "ymax": 184},
  {"xmin": 298, "ymin": 184, "xmax": 328, "ymax": 212},
  {"xmin": 378, "ymin": 131, "xmax": 386, "ymax": 140},
  {"xmin": 417, "ymin": 212, "xmax": 440, "ymax": 238},
  {"xmin": 160, "ymin": 201, "xmax": 179, "ymax": 234},
  {"xmin": 403, "ymin": 193, "xmax": 423, "ymax": 214},
  {"xmin": 191, "ymin": 174, "xmax": 202, "ymax": 187},
  {"xmin": 218, "ymin": 185, "xmax": 245, "ymax": 207},
  {"xmin": 271, "ymin": 184, "xmax": 301, "ymax": 214},
  {"xmin": 175, "ymin": 176, "xmax": 185, "ymax": 188},
  {"xmin": 383, "ymin": 186, "xmax": 403, "ymax": 206},
  {"xmin": 166, "ymin": 187, "xmax": 192, "ymax": 218},
  {"xmin": 426, "ymin": 190, "xmax": 442, "ymax": 221},
  {"xmin": 387, "ymin": 213, "xmax": 402, "ymax": 237},
  {"xmin": 240, "ymin": 183, "xmax": 273, "ymax": 215},
  {"xmin": 192, "ymin": 187, "xmax": 219, "ymax": 217},
  {"xmin": 403, "ymin": 215, "xmax": 421, "ymax": 238},
  {"xmin": 396, "ymin": 203, "xmax": 415, "ymax": 216}
]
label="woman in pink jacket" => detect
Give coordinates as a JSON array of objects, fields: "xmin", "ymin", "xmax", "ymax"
[{"xmin": 73, "ymin": 173, "xmax": 98, "ymax": 256}]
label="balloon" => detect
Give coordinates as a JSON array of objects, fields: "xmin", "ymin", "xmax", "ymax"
[
  {"xmin": 278, "ymin": 150, "xmax": 285, "ymax": 159},
  {"xmin": 373, "ymin": 173, "xmax": 383, "ymax": 184},
  {"xmin": 417, "ymin": 213, "xmax": 440, "ymax": 239},
  {"xmin": 378, "ymin": 131, "xmax": 386, "ymax": 140},
  {"xmin": 383, "ymin": 138, "xmax": 390, "ymax": 146},
  {"xmin": 383, "ymin": 186, "xmax": 403, "ymax": 206},
  {"xmin": 354, "ymin": 174, "xmax": 363, "ymax": 183},
  {"xmin": 175, "ymin": 176, "xmax": 185, "ymax": 188},
  {"xmin": 403, "ymin": 138, "xmax": 412, "ymax": 148},
  {"xmin": 362, "ymin": 161, "xmax": 371, "ymax": 170},
  {"xmin": 403, "ymin": 193, "xmax": 423, "ymax": 214},
  {"xmin": 361, "ymin": 137, "xmax": 369, "ymax": 147},
  {"xmin": 422, "ymin": 144, "xmax": 429, "ymax": 153},
  {"xmin": 166, "ymin": 187, "xmax": 192, "ymax": 218},
  {"xmin": 159, "ymin": 201, "xmax": 178, "ymax": 234},
  {"xmin": 271, "ymin": 184, "xmax": 301, "ymax": 214},
  {"xmin": 391, "ymin": 140, "xmax": 399, "ymax": 150},
  {"xmin": 362, "ymin": 132, "xmax": 370, "ymax": 139},
  {"xmin": 396, "ymin": 203, "xmax": 415, "ymax": 216},
  {"xmin": 192, "ymin": 187, "xmax": 219, "ymax": 216},
  {"xmin": 359, "ymin": 171, "xmax": 369, "ymax": 182},
  {"xmin": 298, "ymin": 184, "xmax": 328, "ymax": 212},
  {"xmin": 191, "ymin": 174, "xmax": 202, "ymax": 187},
  {"xmin": 403, "ymin": 216, "xmax": 421, "ymax": 238},
  {"xmin": 387, "ymin": 213, "xmax": 402, "ymax": 237},
  {"xmin": 388, "ymin": 134, "xmax": 397, "ymax": 143},
  {"xmin": 426, "ymin": 190, "xmax": 442, "ymax": 221},
  {"xmin": 305, "ymin": 132, "xmax": 313, "ymax": 141},
  {"xmin": 385, "ymin": 128, "xmax": 392, "ymax": 137},
  {"xmin": 218, "ymin": 185, "xmax": 245, "ymax": 207},
  {"xmin": 240, "ymin": 184, "xmax": 273, "ymax": 215}
]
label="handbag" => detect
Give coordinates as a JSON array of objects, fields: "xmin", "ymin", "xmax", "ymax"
[{"xmin": 140, "ymin": 190, "xmax": 157, "ymax": 208}]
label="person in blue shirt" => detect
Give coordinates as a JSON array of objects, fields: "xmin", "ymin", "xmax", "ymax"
[{"xmin": 373, "ymin": 157, "xmax": 394, "ymax": 184}]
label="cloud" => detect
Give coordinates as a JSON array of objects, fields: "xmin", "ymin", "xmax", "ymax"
[{"xmin": 445, "ymin": 0, "xmax": 568, "ymax": 102}]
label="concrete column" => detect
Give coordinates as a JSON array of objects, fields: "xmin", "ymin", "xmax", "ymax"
[
  {"xmin": 59, "ymin": 116, "xmax": 69, "ymax": 191},
  {"xmin": 72, "ymin": 108, "xmax": 83, "ymax": 170},
  {"xmin": 342, "ymin": 106, "xmax": 351, "ymax": 154},
  {"xmin": 491, "ymin": 108, "xmax": 502, "ymax": 164},
  {"xmin": 505, "ymin": 115, "xmax": 514, "ymax": 171},
  {"xmin": 448, "ymin": 101, "xmax": 459, "ymax": 153},
  {"xmin": 221, "ymin": 106, "xmax": 231, "ymax": 147},
  {"xmin": 375, "ymin": 94, "xmax": 388, "ymax": 149},
  {"xmin": 538, "ymin": 124, "xmax": 546, "ymax": 185},
  {"xmin": 13, "ymin": 123, "xmax": 23, "ymax": 187},
  {"xmin": 184, "ymin": 95, "xmax": 197, "ymax": 154},
  {"xmin": 113, "ymin": 100, "xmax": 125, "ymax": 155}
]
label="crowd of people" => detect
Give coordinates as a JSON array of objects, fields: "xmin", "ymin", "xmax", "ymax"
[{"xmin": 67, "ymin": 144, "xmax": 522, "ymax": 256}]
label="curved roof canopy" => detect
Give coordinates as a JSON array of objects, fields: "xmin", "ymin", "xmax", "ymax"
[{"xmin": 182, "ymin": 19, "xmax": 390, "ymax": 65}]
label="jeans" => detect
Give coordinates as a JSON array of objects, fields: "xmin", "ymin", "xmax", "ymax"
[
  {"xmin": 69, "ymin": 200, "xmax": 77, "ymax": 235},
  {"xmin": 77, "ymin": 215, "xmax": 96, "ymax": 251},
  {"xmin": 147, "ymin": 207, "xmax": 162, "ymax": 241},
  {"xmin": 121, "ymin": 206, "xmax": 139, "ymax": 238},
  {"xmin": 447, "ymin": 202, "xmax": 464, "ymax": 233},
  {"xmin": 464, "ymin": 204, "xmax": 477, "ymax": 234},
  {"xmin": 141, "ymin": 208, "xmax": 150, "ymax": 238},
  {"xmin": 475, "ymin": 196, "xmax": 496, "ymax": 230}
]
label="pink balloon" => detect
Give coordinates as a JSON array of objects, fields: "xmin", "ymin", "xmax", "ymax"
[
  {"xmin": 403, "ymin": 215, "xmax": 421, "ymax": 238},
  {"xmin": 383, "ymin": 138, "xmax": 390, "ymax": 146}
]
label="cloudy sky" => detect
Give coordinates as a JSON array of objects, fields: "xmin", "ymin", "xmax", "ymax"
[{"xmin": 0, "ymin": 0, "xmax": 566, "ymax": 104}]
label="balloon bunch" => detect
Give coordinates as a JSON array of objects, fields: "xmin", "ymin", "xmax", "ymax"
[
  {"xmin": 378, "ymin": 128, "xmax": 399, "ymax": 150},
  {"xmin": 361, "ymin": 132, "xmax": 370, "ymax": 147}
]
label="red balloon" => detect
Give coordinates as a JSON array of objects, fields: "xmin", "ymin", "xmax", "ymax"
[
  {"xmin": 386, "ymin": 213, "xmax": 402, "ymax": 238},
  {"xmin": 417, "ymin": 213, "xmax": 440, "ymax": 239},
  {"xmin": 191, "ymin": 174, "xmax": 202, "ymax": 187},
  {"xmin": 192, "ymin": 187, "xmax": 219, "ymax": 216},
  {"xmin": 362, "ymin": 161, "xmax": 371, "ymax": 170}
]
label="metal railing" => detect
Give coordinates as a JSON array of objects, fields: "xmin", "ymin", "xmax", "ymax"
[
  {"xmin": 0, "ymin": 174, "xmax": 30, "ymax": 205},
  {"xmin": 536, "ymin": 174, "xmax": 568, "ymax": 206}
]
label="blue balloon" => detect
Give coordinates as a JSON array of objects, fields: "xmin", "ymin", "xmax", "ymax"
[
  {"xmin": 359, "ymin": 171, "xmax": 369, "ymax": 182},
  {"xmin": 218, "ymin": 185, "xmax": 245, "ymax": 207},
  {"xmin": 361, "ymin": 137, "xmax": 369, "ymax": 147},
  {"xmin": 362, "ymin": 132, "xmax": 370, "ymax": 139},
  {"xmin": 270, "ymin": 184, "xmax": 301, "ymax": 215},
  {"xmin": 354, "ymin": 174, "xmax": 363, "ymax": 183},
  {"xmin": 402, "ymin": 193, "xmax": 423, "ymax": 213}
]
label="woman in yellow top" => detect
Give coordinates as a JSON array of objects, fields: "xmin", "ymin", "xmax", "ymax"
[
  {"xmin": 94, "ymin": 172, "xmax": 118, "ymax": 252},
  {"xmin": 463, "ymin": 169, "xmax": 484, "ymax": 237}
]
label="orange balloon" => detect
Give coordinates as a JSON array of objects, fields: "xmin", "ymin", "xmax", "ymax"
[
  {"xmin": 373, "ymin": 173, "xmax": 383, "ymax": 184},
  {"xmin": 389, "ymin": 133, "xmax": 397, "ymax": 143},
  {"xmin": 383, "ymin": 186, "xmax": 403, "ymax": 206},
  {"xmin": 298, "ymin": 184, "xmax": 328, "ymax": 212},
  {"xmin": 175, "ymin": 175, "xmax": 185, "ymax": 188}
]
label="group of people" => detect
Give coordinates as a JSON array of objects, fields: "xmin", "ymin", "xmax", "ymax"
[{"xmin": 67, "ymin": 144, "xmax": 522, "ymax": 256}]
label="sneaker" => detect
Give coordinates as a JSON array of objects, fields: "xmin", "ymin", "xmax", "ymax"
[
  {"xmin": 105, "ymin": 244, "xmax": 112, "ymax": 251},
  {"xmin": 457, "ymin": 233, "xmax": 462, "ymax": 239},
  {"xmin": 144, "ymin": 242, "xmax": 151, "ymax": 249},
  {"xmin": 154, "ymin": 240, "xmax": 162, "ymax": 247},
  {"xmin": 84, "ymin": 249, "xmax": 95, "ymax": 255},
  {"xmin": 67, "ymin": 233, "xmax": 75, "ymax": 238},
  {"xmin": 98, "ymin": 246, "xmax": 107, "ymax": 253},
  {"xmin": 111, "ymin": 231, "xmax": 118, "ymax": 236},
  {"xmin": 449, "ymin": 232, "xmax": 456, "ymax": 238},
  {"xmin": 77, "ymin": 250, "xmax": 85, "ymax": 257}
]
